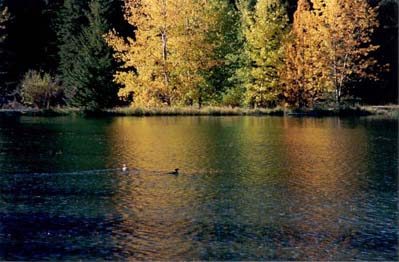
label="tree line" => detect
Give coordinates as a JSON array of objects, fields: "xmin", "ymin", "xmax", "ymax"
[{"xmin": 0, "ymin": 0, "xmax": 397, "ymax": 110}]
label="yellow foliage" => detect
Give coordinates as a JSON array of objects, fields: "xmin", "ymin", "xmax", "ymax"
[
  {"xmin": 281, "ymin": 0, "xmax": 330, "ymax": 108},
  {"xmin": 319, "ymin": 0, "xmax": 379, "ymax": 103},
  {"xmin": 106, "ymin": 0, "xmax": 218, "ymax": 107},
  {"xmin": 281, "ymin": 0, "xmax": 379, "ymax": 107}
]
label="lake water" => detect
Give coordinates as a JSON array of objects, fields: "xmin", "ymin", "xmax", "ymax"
[{"xmin": 0, "ymin": 116, "xmax": 397, "ymax": 260}]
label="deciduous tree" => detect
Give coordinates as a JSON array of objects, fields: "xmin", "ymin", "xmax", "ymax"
[
  {"xmin": 107, "ymin": 0, "xmax": 181, "ymax": 106},
  {"xmin": 172, "ymin": 0, "xmax": 219, "ymax": 107},
  {"xmin": 106, "ymin": 0, "xmax": 218, "ymax": 107},
  {"xmin": 320, "ymin": 0, "xmax": 379, "ymax": 105},
  {"xmin": 238, "ymin": 0, "xmax": 289, "ymax": 108},
  {"xmin": 281, "ymin": 0, "xmax": 330, "ymax": 108},
  {"xmin": 205, "ymin": 0, "xmax": 244, "ymax": 106}
]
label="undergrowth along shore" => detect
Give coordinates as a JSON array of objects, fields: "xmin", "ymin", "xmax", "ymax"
[{"xmin": 0, "ymin": 105, "xmax": 398, "ymax": 117}]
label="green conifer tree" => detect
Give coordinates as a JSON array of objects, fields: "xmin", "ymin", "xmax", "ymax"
[
  {"xmin": 0, "ymin": 0, "xmax": 10, "ymax": 100},
  {"xmin": 68, "ymin": 0, "xmax": 119, "ymax": 109},
  {"xmin": 57, "ymin": 0, "xmax": 118, "ymax": 109},
  {"xmin": 56, "ymin": 0, "xmax": 86, "ymax": 95}
]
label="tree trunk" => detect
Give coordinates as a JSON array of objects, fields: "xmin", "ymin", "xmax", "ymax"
[
  {"xmin": 335, "ymin": 86, "xmax": 341, "ymax": 107},
  {"xmin": 197, "ymin": 85, "xmax": 203, "ymax": 109},
  {"xmin": 161, "ymin": 0, "xmax": 169, "ymax": 95},
  {"xmin": 161, "ymin": 32, "xmax": 169, "ymax": 89},
  {"xmin": 46, "ymin": 92, "xmax": 50, "ymax": 109}
]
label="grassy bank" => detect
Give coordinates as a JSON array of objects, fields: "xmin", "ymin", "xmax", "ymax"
[
  {"xmin": 103, "ymin": 106, "xmax": 286, "ymax": 116},
  {"xmin": 101, "ymin": 105, "xmax": 399, "ymax": 117},
  {"xmin": 0, "ymin": 105, "xmax": 398, "ymax": 117}
]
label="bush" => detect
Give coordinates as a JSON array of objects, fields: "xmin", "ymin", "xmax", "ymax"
[
  {"xmin": 222, "ymin": 86, "xmax": 244, "ymax": 107},
  {"xmin": 20, "ymin": 70, "xmax": 64, "ymax": 109}
]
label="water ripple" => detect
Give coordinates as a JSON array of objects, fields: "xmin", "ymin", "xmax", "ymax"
[{"xmin": 0, "ymin": 116, "xmax": 397, "ymax": 260}]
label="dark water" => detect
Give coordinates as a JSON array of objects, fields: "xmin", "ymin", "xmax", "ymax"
[{"xmin": 0, "ymin": 116, "xmax": 397, "ymax": 260}]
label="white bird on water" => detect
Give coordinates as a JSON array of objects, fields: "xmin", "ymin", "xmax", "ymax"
[{"xmin": 122, "ymin": 164, "xmax": 128, "ymax": 172}]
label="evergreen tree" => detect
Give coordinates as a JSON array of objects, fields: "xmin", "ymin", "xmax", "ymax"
[
  {"xmin": 58, "ymin": 0, "xmax": 119, "ymax": 109},
  {"xmin": 70, "ymin": 0, "xmax": 119, "ymax": 109},
  {"xmin": 56, "ymin": 0, "xmax": 86, "ymax": 93},
  {"xmin": 0, "ymin": 1, "xmax": 8, "ymax": 45},
  {"xmin": 0, "ymin": 0, "xmax": 10, "ymax": 100}
]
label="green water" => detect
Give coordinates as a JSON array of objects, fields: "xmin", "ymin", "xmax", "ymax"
[{"xmin": 0, "ymin": 116, "xmax": 397, "ymax": 260}]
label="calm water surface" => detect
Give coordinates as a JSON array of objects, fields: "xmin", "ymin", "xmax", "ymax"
[{"xmin": 0, "ymin": 116, "xmax": 397, "ymax": 260}]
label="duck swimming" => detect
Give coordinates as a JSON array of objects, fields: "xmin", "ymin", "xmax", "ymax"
[
  {"xmin": 122, "ymin": 164, "xmax": 128, "ymax": 172},
  {"xmin": 168, "ymin": 168, "xmax": 179, "ymax": 175}
]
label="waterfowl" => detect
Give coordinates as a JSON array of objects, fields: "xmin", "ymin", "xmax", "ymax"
[
  {"xmin": 122, "ymin": 164, "xmax": 128, "ymax": 172},
  {"xmin": 168, "ymin": 168, "xmax": 179, "ymax": 175}
]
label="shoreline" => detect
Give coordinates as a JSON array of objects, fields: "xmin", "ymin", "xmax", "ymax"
[{"xmin": 0, "ymin": 105, "xmax": 398, "ymax": 118}]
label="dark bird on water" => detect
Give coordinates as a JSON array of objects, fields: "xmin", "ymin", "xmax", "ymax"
[{"xmin": 168, "ymin": 168, "xmax": 179, "ymax": 175}]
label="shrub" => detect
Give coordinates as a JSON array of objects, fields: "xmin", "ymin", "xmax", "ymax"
[
  {"xmin": 20, "ymin": 70, "xmax": 64, "ymax": 109},
  {"xmin": 222, "ymin": 87, "xmax": 244, "ymax": 107}
]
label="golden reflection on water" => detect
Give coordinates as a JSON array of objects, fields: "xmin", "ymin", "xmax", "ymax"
[
  {"xmin": 0, "ymin": 116, "xmax": 396, "ymax": 260},
  {"xmin": 106, "ymin": 117, "xmax": 220, "ymax": 171},
  {"xmin": 103, "ymin": 117, "xmax": 375, "ymax": 260},
  {"xmin": 281, "ymin": 117, "xmax": 369, "ymax": 260},
  {"xmin": 106, "ymin": 117, "xmax": 215, "ymax": 259},
  {"xmin": 109, "ymin": 173, "xmax": 202, "ymax": 260}
]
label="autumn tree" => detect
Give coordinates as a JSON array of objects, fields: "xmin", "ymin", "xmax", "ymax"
[
  {"xmin": 107, "ymin": 0, "xmax": 178, "ymax": 106},
  {"xmin": 172, "ymin": 0, "xmax": 220, "ymax": 107},
  {"xmin": 281, "ymin": 0, "xmax": 330, "ymax": 108},
  {"xmin": 106, "ymin": 0, "xmax": 218, "ymax": 107},
  {"xmin": 319, "ymin": 0, "xmax": 379, "ymax": 105},
  {"xmin": 237, "ymin": 0, "xmax": 289, "ymax": 108}
]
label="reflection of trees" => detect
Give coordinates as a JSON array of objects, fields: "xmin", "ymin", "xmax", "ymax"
[
  {"xmin": 106, "ymin": 116, "xmax": 267, "ymax": 259},
  {"xmin": 362, "ymin": 118, "xmax": 398, "ymax": 191},
  {"xmin": 0, "ymin": 117, "xmax": 120, "ymax": 260},
  {"xmin": 109, "ymin": 171, "xmax": 205, "ymax": 260},
  {"xmin": 106, "ymin": 117, "xmax": 215, "ymax": 171},
  {"xmin": 0, "ymin": 117, "xmax": 116, "ymax": 173},
  {"xmin": 106, "ymin": 116, "xmax": 284, "ymax": 174},
  {"xmin": 193, "ymin": 117, "xmax": 293, "ymax": 259},
  {"xmin": 208, "ymin": 117, "xmax": 288, "ymax": 225},
  {"xmin": 280, "ymin": 117, "xmax": 370, "ymax": 260},
  {"xmin": 0, "ymin": 116, "xmax": 395, "ymax": 260},
  {"xmin": 107, "ymin": 116, "xmax": 298, "ymax": 259},
  {"xmin": 0, "ymin": 117, "xmax": 64, "ymax": 174},
  {"xmin": 107, "ymin": 117, "xmax": 285, "ymax": 259},
  {"xmin": 106, "ymin": 117, "xmax": 220, "ymax": 259}
]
